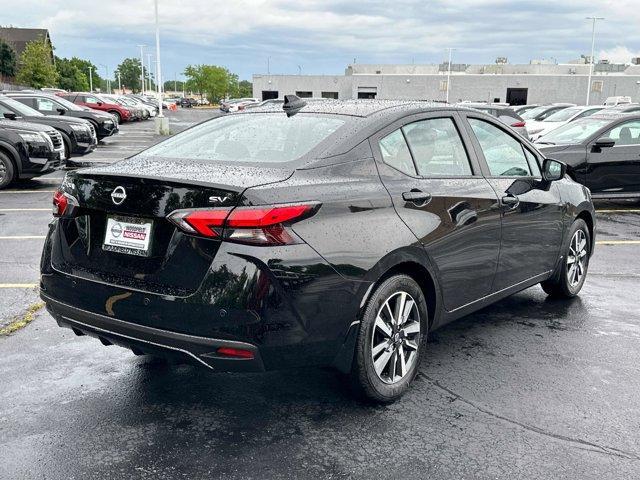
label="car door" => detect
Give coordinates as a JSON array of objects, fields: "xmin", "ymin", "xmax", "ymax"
[
  {"xmin": 461, "ymin": 113, "xmax": 564, "ymax": 291},
  {"xmin": 372, "ymin": 111, "xmax": 502, "ymax": 311},
  {"xmin": 585, "ymin": 119, "xmax": 640, "ymax": 195}
]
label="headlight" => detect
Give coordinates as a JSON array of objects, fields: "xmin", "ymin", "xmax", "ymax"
[
  {"xmin": 18, "ymin": 132, "xmax": 47, "ymax": 144},
  {"xmin": 70, "ymin": 124, "xmax": 90, "ymax": 133},
  {"xmin": 103, "ymin": 119, "xmax": 113, "ymax": 125}
]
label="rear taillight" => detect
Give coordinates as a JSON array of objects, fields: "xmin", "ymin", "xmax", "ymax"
[
  {"xmin": 167, "ymin": 203, "xmax": 318, "ymax": 246},
  {"xmin": 52, "ymin": 189, "xmax": 78, "ymax": 217},
  {"xmin": 216, "ymin": 347, "xmax": 254, "ymax": 359},
  {"xmin": 511, "ymin": 121, "xmax": 526, "ymax": 128}
]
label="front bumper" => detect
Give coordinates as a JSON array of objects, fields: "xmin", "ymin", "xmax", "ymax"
[{"xmin": 43, "ymin": 294, "xmax": 265, "ymax": 372}]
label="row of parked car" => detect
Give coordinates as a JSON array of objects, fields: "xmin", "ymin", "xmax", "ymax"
[
  {"xmin": 0, "ymin": 90, "xmax": 163, "ymax": 189},
  {"xmin": 460, "ymin": 99, "xmax": 640, "ymax": 199}
]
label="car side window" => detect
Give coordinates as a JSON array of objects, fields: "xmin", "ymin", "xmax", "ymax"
[
  {"xmin": 36, "ymin": 97, "xmax": 56, "ymax": 112},
  {"xmin": 378, "ymin": 129, "xmax": 416, "ymax": 176},
  {"xmin": 523, "ymin": 148, "xmax": 541, "ymax": 176},
  {"xmin": 605, "ymin": 120, "xmax": 640, "ymax": 146},
  {"xmin": 402, "ymin": 118, "xmax": 473, "ymax": 176},
  {"xmin": 85, "ymin": 96, "xmax": 99, "ymax": 104},
  {"xmin": 468, "ymin": 118, "xmax": 532, "ymax": 177}
]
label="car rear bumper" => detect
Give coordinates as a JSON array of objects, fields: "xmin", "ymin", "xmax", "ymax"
[{"xmin": 43, "ymin": 293, "xmax": 266, "ymax": 372}]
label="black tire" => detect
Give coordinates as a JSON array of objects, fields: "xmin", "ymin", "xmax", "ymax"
[
  {"xmin": 349, "ymin": 274, "xmax": 428, "ymax": 403},
  {"xmin": 0, "ymin": 151, "xmax": 16, "ymax": 189},
  {"xmin": 61, "ymin": 132, "xmax": 72, "ymax": 160},
  {"xmin": 109, "ymin": 111, "xmax": 121, "ymax": 124},
  {"xmin": 541, "ymin": 218, "xmax": 590, "ymax": 298}
]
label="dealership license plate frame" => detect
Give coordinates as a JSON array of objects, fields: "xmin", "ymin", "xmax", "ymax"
[{"xmin": 103, "ymin": 215, "xmax": 154, "ymax": 257}]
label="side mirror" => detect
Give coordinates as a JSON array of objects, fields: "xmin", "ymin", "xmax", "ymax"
[
  {"xmin": 3, "ymin": 112, "xmax": 17, "ymax": 120},
  {"xmin": 96, "ymin": 101, "xmax": 103, "ymax": 106},
  {"xmin": 56, "ymin": 107, "xmax": 66, "ymax": 115},
  {"xmin": 542, "ymin": 158, "xmax": 566, "ymax": 182},
  {"xmin": 594, "ymin": 137, "xmax": 615, "ymax": 149}
]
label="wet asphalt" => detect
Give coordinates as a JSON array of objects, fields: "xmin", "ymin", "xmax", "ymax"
[{"xmin": 1, "ymin": 109, "xmax": 640, "ymax": 479}]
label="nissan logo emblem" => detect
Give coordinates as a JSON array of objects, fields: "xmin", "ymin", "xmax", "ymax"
[{"xmin": 111, "ymin": 186, "xmax": 127, "ymax": 205}]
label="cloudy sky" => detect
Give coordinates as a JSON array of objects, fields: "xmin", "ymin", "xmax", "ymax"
[{"xmin": 2, "ymin": 0, "xmax": 640, "ymax": 81}]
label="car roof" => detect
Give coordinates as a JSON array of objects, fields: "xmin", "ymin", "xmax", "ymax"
[
  {"xmin": 247, "ymin": 99, "xmax": 456, "ymax": 118},
  {"xmin": 580, "ymin": 111, "xmax": 640, "ymax": 121}
]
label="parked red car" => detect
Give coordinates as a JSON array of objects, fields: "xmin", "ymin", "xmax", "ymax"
[{"xmin": 57, "ymin": 92, "xmax": 131, "ymax": 124}]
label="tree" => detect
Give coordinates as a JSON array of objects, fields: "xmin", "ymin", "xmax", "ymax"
[
  {"xmin": 0, "ymin": 39, "xmax": 17, "ymax": 81},
  {"xmin": 114, "ymin": 57, "xmax": 143, "ymax": 92},
  {"xmin": 55, "ymin": 56, "xmax": 89, "ymax": 91},
  {"xmin": 15, "ymin": 40, "xmax": 57, "ymax": 88},
  {"xmin": 238, "ymin": 80, "xmax": 253, "ymax": 98},
  {"xmin": 67, "ymin": 57, "xmax": 102, "ymax": 91},
  {"xmin": 184, "ymin": 64, "xmax": 240, "ymax": 103},
  {"xmin": 164, "ymin": 79, "xmax": 185, "ymax": 93}
]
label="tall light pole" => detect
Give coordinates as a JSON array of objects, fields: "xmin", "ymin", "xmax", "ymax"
[
  {"xmin": 88, "ymin": 66, "xmax": 94, "ymax": 92},
  {"xmin": 117, "ymin": 71, "xmax": 122, "ymax": 93},
  {"xmin": 100, "ymin": 64, "xmax": 109, "ymax": 93},
  {"xmin": 267, "ymin": 56, "xmax": 271, "ymax": 74},
  {"xmin": 137, "ymin": 44, "xmax": 146, "ymax": 94},
  {"xmin": 154, "ymin": 0, "xmax": 167, "ymax": 130},
  {"xmin": 445, "ymin": 47, "xmax": 456, "ymax": 104},
  {"xmin": 585, "ymin": 16, "xmax": 604, "ymax": 105},
  {"xmin": 146, "ymin": 53, "xmax": 153, "ymax": 92}
]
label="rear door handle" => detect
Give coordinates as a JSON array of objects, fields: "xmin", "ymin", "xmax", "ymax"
[
  {"xmin": 501, "ymin": 194, "xmax": 520, "ymax": 209},
  {"xmin": 402, "ymin": 191, "xmax": 432, "ymax": 204}
]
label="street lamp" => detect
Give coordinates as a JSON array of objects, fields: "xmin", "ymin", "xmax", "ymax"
[
  {"xmin": 117, "ymin": 71, "xmax": 122, "ymax": 93},
  {"xmin": 146, "ymin": 53, "xmax": 153, "ymax": 92},
  {"xmin": 445, "ymin": 47, "xmax": 456, "ymax": 104},
  {"xmin": 137, "ymin": 44, "xmax": 146, "ymax": 95},
  {"xmin": 100, "ymin": 64, "xmax": 109, "ymax": 93},
  {"xmin": 87, "ymin": 66, "xmax": 94, "ymax": 92},
  {"xmin": 585, "ymin": 16, "xmax": 605, "ymax": 105},
  {"xmin": 153, "ymin": 0, "xmax": 167, "ymax": 132}
]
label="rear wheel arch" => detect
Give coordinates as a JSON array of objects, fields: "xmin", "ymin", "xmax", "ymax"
[{"xmin": 363, "ymin": 251, "xmax": 441, "ymax": 330}]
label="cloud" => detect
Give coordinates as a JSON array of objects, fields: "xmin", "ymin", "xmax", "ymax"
[
  {"xmin": 598, "ymin": 46, "xmax": 640, "ymax": 64},
  {"xmin": 2, "ymin": 0, "xmax": 640, "ymax": 79}
]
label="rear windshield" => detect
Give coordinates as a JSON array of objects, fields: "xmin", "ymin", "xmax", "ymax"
[{"xmin": 138, "ymin": 113, "xmax": 346, "ymax": 163}]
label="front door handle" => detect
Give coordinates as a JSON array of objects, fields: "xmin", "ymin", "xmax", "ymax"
[
  {"xmin": 501, "ymin": 194, "xmax": 520, "ymax": 209},
  {"xmin": 402, "ymin": 190, "xmax": 432, "ymax": 205}
]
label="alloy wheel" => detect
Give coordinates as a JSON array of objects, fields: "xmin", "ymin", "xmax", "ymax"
[
  {"xmin": 370, "ymin": 291, "xmax": 421, "ymax": 384},
  {"xmin": 0, "ymin": 161, "xmax": 6, "ymax": 183},
  {"xmin": 567, "ymin": 229, "xmax": 588, "ymax": 287}
]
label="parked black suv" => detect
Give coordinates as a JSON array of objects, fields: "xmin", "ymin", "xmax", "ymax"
[
  {"xmin": 0, "ymin": 95, "xmax": 97, "ymax": 161},
  {"xmin": 0, "ymin": 120, "xmax": 63, "ymax": 188},
  {"xmin": 41, "ymin": 100, "xmax": 595, "ymax": 402},
  {"xmin": 6, "ymin": 92, "xmax": 118, "ymax": 140}
]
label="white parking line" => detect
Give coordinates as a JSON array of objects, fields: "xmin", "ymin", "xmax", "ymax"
[
  {"xmin": 0, "ymin": 236, "xmax": 46, "ymax": 240},
  {"xmin": 596, "ymin": 209, "xmax": 640, "ymax": 213},
  {"xmin": 0, "ymin": 208, "xmax": 50, "ymax": 212},
  {"xmin": 0, "ymin": 284, "xmax": 38, "ymax": 288},
  {"xmin": 0, "ymin": 190, "xmax": 55, "ymax": 194},
  {"xmin": 596, "ymin": 240, "xmax": 640, "ymax": 245}
]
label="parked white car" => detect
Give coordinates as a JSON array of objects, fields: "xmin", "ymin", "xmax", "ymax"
[
  {"xmin": 527, "ymin": 106, "xmax": 605, "ymax": 140},
  {"xmin": 603, "ymin": 96, "xmax": 632, "ymax": 106}
]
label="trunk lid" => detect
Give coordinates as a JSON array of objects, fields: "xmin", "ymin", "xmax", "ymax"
[{"xmin": 51, "ymin": 160, "xmax": 293, "ymax": 295}]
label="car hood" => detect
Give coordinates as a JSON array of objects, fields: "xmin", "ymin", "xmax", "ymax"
[
  {"xmin": 535, "ymin": 144, "xmax": 573, "ymax": 155},
  {"xmin": 22, "ymin": 115, "xmax": 91, "ymax": 126},
  {"xmin": 0, "ymin": 118, "xmax": 56, "ymax": 133}
]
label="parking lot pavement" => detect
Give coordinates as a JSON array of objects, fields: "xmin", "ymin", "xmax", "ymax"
[{"xmin": 1, "ymin": 113, "xmax": 640, "ymax": 478}]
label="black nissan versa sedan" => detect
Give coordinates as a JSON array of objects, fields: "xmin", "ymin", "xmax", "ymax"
[
  {"xmin": 40, "ymin": 99, "xmax": 595, "ymax": 402},
  {"xmin": 536, "ymin": 112, "xmax": 640, "ymax": 199}
]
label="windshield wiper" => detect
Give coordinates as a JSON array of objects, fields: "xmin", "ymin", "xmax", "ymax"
[{"xmin": 536, "ymin": 141, "xmax": 556, "ymax": 145}]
